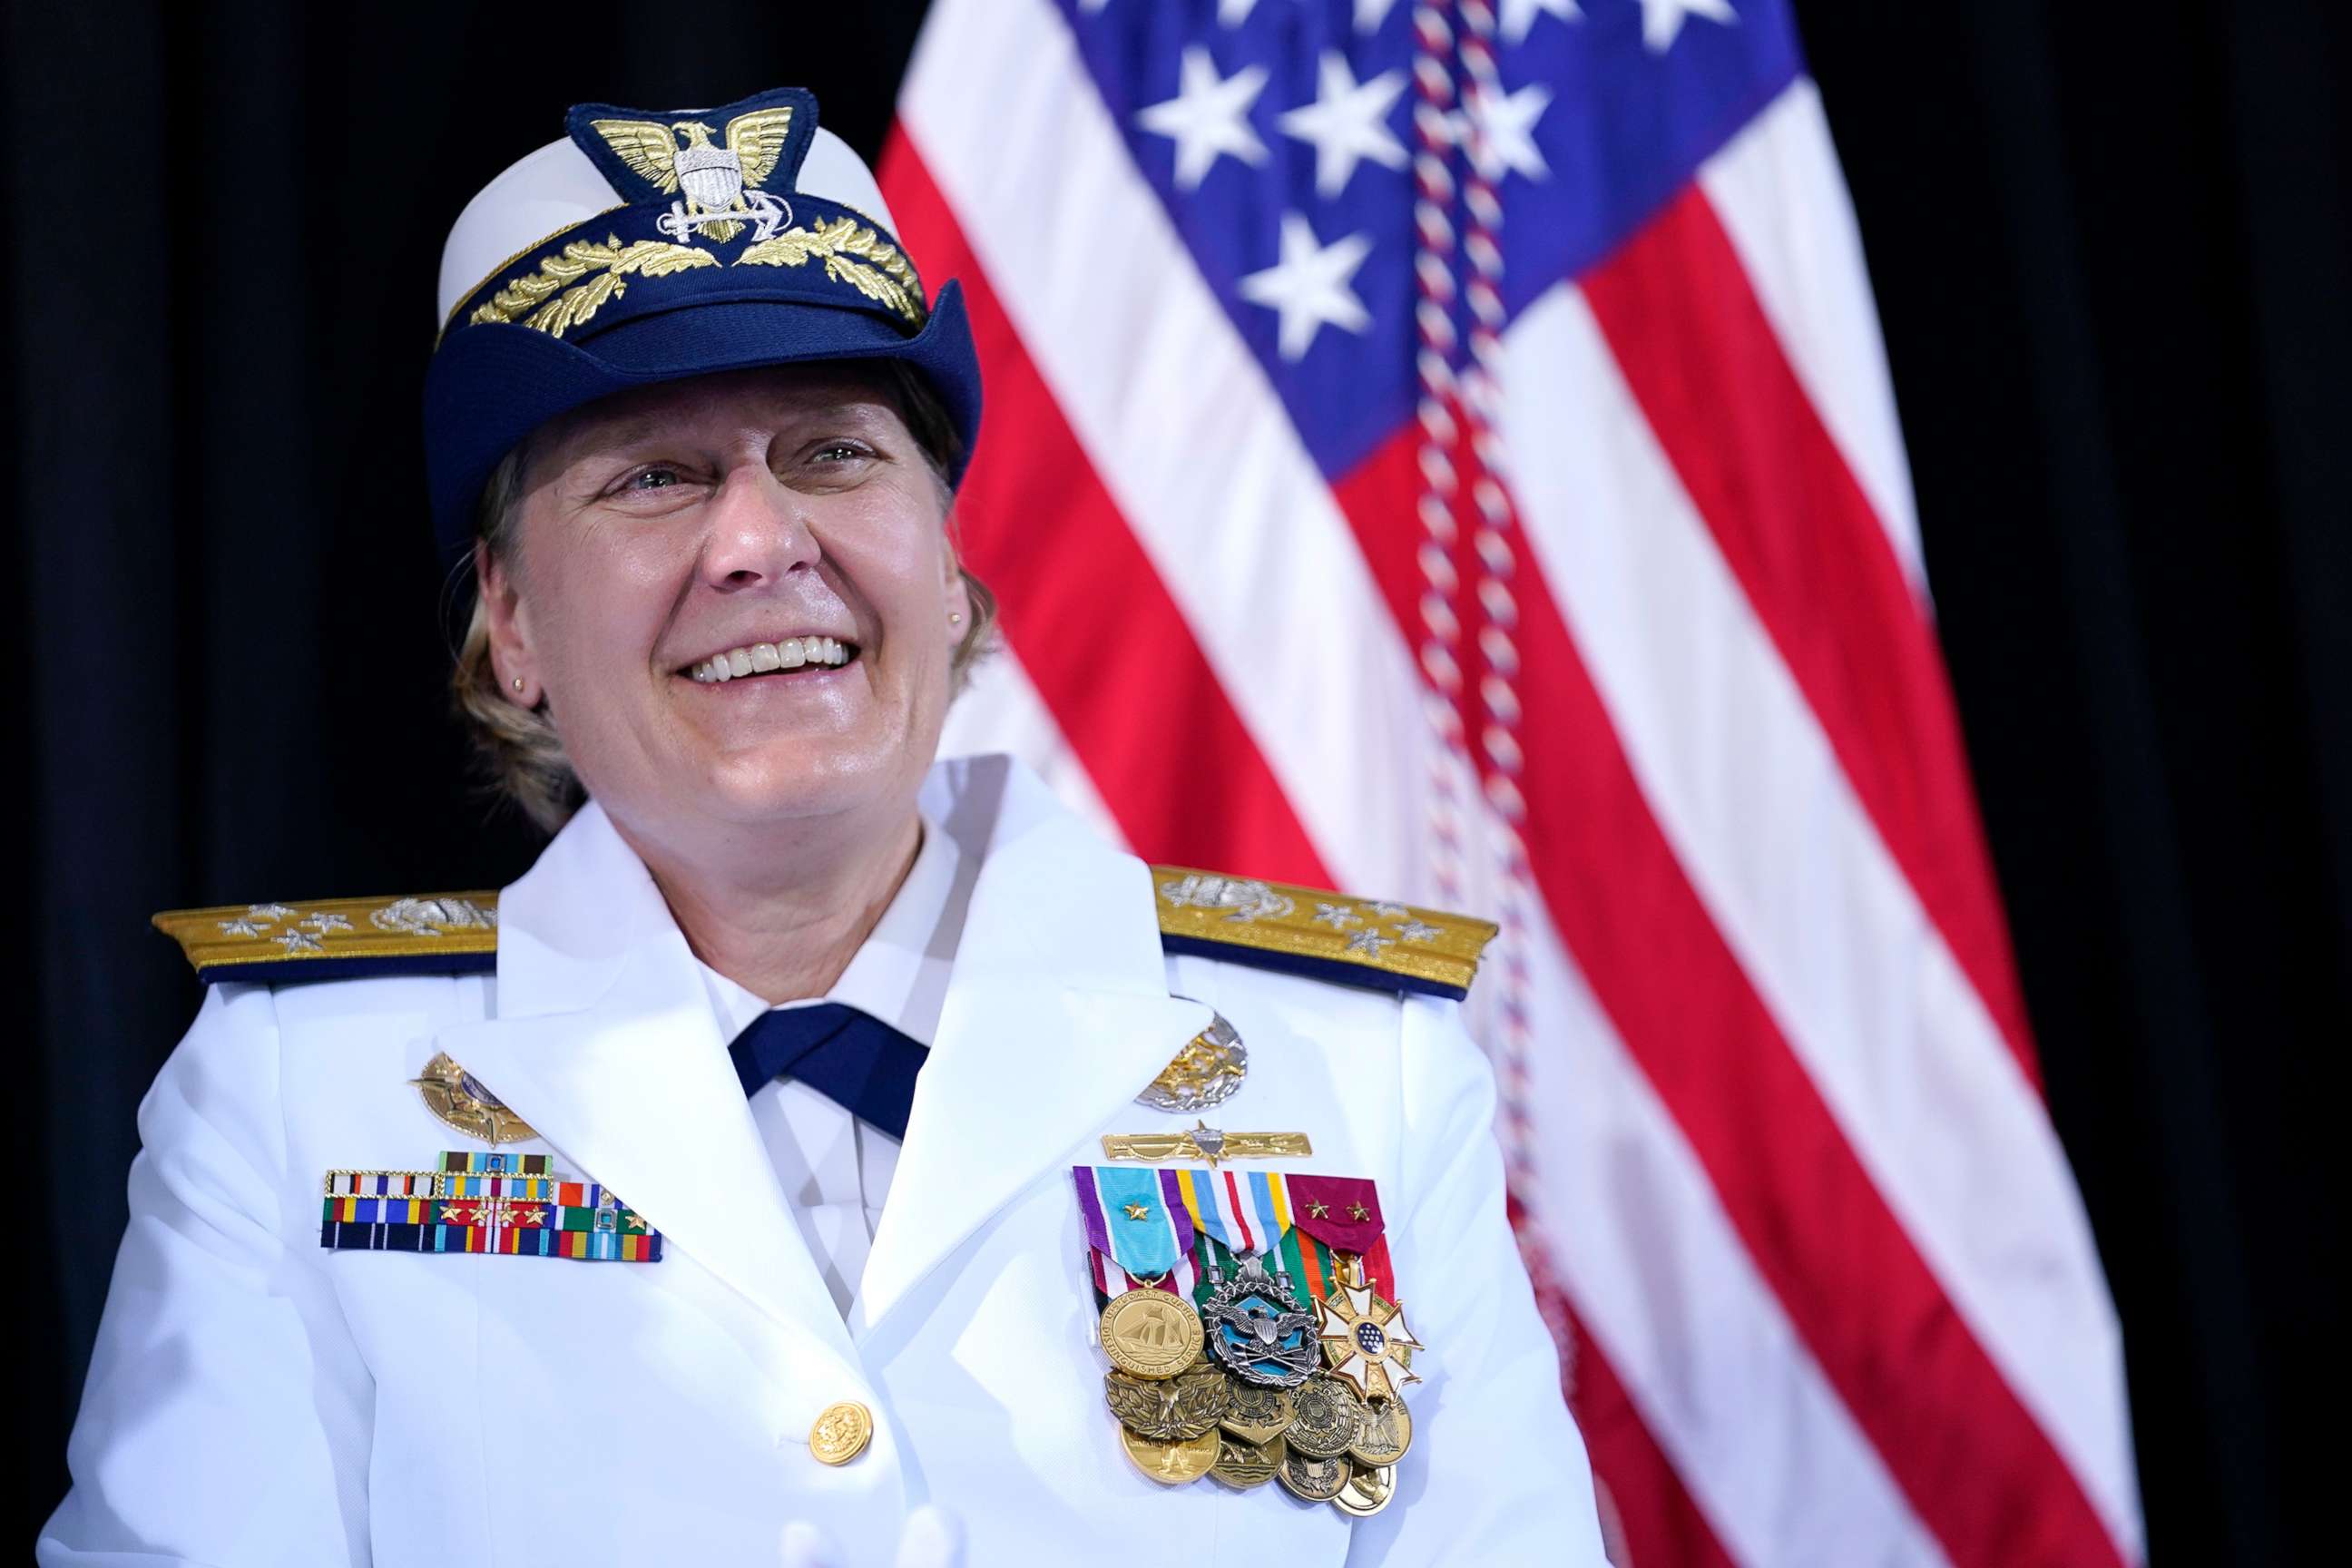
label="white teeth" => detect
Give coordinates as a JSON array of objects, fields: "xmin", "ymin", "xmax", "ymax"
[{"xmin": 689, "ymin": 636, "xmax": 853, "ymax": 681}]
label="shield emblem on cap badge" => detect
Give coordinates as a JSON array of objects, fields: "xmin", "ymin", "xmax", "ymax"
[
  {"xmin": 672, "ymin": 125, "xmax": 742, "ymax": 215},
  {"xmin": 588, "ymin": 115, "xmax": 799, "ymax": 248},
  {"xmin": 642, "ymin": 118, "xmax": 793, "ymax": 246}
]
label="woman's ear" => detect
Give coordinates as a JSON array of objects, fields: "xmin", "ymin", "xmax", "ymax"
[
  {"xmin": 479, "ymin": 543, "xmax": 539, "ymax": 707},
  {"xmin": 942, "ymin": 544, "xmax": 973, "ymax": 632}
]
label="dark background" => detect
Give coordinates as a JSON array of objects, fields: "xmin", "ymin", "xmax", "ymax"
[{"xmin": 7, "ymin": 2, "xmax": 2343, "ymax": 1561}]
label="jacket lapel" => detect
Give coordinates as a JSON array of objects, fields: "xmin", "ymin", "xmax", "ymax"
[
  {"xmin": 858, "ymin": 762, "xmax": 1210, "ymax": 1331},
  {"xmin": 431, "ymin": 803, "xmax": 859, "ymax": 1372}
]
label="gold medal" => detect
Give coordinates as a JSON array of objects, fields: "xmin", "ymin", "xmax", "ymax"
[
  {"xmin": 1276, "ymin": 1448, "xmax": 1350, "ymax": 1502},
  {"xmin": 1331, "ymin": 1463, "xmax": 1396, "ymax": 1518},
  {"xmin": 1348, "ymin": 1394, "xmax": 1412, "ymax": 1467},
  {"xmin": 1209, "ymin": 1432, "xmax": 1286, "ymax": 1490},
  {"xmin": 1098, "ymin": 1288, "xmax": 1205, "ymax": 1379},
  {"xmin": 1104, "ymin": 1364, "xmax": 1230, "ymax": 1442},
  {"xmin": 1120, "ymin": 1425, "xmax": 1220, "ymax": 1486},
  {"xmin": 1219, "ymin": 1380, "xmax": 1295, "ymax": 1445},
  {"xmin": 1284, "ymin": 1371, "xmax": 1365, "ymax": 1459}
]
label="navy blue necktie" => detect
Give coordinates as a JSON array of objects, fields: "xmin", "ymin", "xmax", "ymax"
[{"xmin": 725, "ymin": 1003, "xmax": 929, "ymax": 1140}]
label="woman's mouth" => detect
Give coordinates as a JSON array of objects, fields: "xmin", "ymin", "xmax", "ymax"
[{"xmin": 685, "ymin": 635, "xmax": 858, "ymax": 683}]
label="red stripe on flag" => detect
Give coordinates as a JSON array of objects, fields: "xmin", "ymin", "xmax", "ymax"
[
  {"xmin": 880, "ymin": 133, "xmax": 1330, "ymax": 887},
  {"xmin": 1582, "ymin": 187, "xmax": 2040, "ymax": 1087},
  {"xmin": 1335, "ymin": 429, "xmax": 2122, "ymax": 1568},
  {"xmin": 1559, "ymin": 1303, "xmax": 1739, "ymax": 1568}
]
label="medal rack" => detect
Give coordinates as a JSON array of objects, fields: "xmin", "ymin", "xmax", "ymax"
[{"xmin": 1074, "ymin": 1165, "xmax": 1421, "ymax": 1517}]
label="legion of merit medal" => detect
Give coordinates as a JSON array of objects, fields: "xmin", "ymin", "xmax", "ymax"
[{"xmin": 1070, "ymin": 1162, "xmax": 1436, "ymax": 1518}]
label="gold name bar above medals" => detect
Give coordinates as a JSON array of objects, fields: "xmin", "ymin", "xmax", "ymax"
[{"xmin": 1102, "ymin": 1121, "xmax": 1312, "ymax": 1169}]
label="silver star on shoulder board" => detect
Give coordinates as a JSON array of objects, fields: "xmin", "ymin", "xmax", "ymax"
[
  {"xmin": 300, "ymin": 912, "xmax": 354, "ymax": 934},
  {"xmin": 274, "ymin": 930, "xmax": 325, "ymax": 955},
  {"xmin": 1347, "ymin": 929, "xmax": 1395, "ymax": 957},
  {"xmin": 1313, "ymin": 902, "xmax": 1364, "ymax": 929},
  {"xmin": 1368, "ymin": 901, "xmax": 1410, "ymax": 918},
  {"xmin": 1396, "ymin": 919, "xmax": 1441, "ymax": 942},
  {"xmin": 248, "ymin": 903, "xmax": 297, "ymax": 922},
  {"xmin": 216, "ymin": 918, "xmax": 264, "ymax": 937}
]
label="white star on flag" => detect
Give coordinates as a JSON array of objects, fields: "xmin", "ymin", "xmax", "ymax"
[
  {"xmin": 1136, "ymin": 46, "xmax": 1270, "ymax": 191},
  {"xmin": 1639, "ymin": 0, "xmax": 1738, "ymax": 53},
  {"xmin": 1500, "ymin": 0, "xmax": 1581, "ymax": 44},
  {"xmin": 1238, "ymin": 212, "xmax": 1375, "ymax": 360},
  {"xmin": 1218, "ymin": 0, "xmax": 1259, "ymax": 24},
  {"xmin": 1278, "ymin": 52, "xmax": 1408, "ymax": 199},
  {"xmin": 1460, "ymin": 79, "xmax": 1553, "ymax": 181},
  {"xmin": 1353, "ymin": 0, "xmax": 1403, "ymax": 33}
]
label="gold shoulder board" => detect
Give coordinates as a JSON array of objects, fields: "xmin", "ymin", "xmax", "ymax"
[
  {"xmin": 152, "ymin": 893, "xmax": 501, "ymax": 985},
  {"xmin": 1151, "ymin": 867, "xmax": 1496, "ymax": 1002}
]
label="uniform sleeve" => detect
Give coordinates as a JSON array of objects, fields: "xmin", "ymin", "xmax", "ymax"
[
  {"xmin": 40, "ymin": 984, "xmax": 371, "ymax": 1567},
  {"xmin": 1347, "ymin": 994, "xmax": 1610, "ymax": 1567}
]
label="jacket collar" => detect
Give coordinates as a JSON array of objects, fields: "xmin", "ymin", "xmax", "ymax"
[
  {"xmin": 858, "ymin": 756, "xmax": 1210, "ymax": 1330},
  {"xmin": 435, "ymin": 756, "xmax": 1208, "ymax": 1346}
]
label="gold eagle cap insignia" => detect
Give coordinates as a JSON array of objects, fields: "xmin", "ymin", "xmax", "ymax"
[{"xmin": 588, "ymin": 106, "xmax": 796, "ymax": 244}]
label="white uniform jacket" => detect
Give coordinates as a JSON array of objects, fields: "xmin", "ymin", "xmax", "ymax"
[{"xmin": 44, "ymin": 755, "xmax": 1607, "ymax": 1566}]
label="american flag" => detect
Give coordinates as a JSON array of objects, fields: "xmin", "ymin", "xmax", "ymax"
[{"xmin": 884, "ymin": 1, "xmax": 2141, "ymax": 1562}]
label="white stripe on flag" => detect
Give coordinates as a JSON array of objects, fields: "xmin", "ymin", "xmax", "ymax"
[
  {"xmin": 1501, "ymin": 280, "xmax": 2141, "ymax": 1558},
  {"xmin": 1697, "ymin": 80, "xmax": 1928, "ymax": 596},
  {"xmin": 938, "ymin": 644, "xmax": 1127, "ymax": 848},
  {"xmin": 900, "ymin": 0, "xmax": 1434, "ymax": 894},
  {"xmin": 1498, "ymin": 858, "xmax": 1949, "ymax": 1566}
]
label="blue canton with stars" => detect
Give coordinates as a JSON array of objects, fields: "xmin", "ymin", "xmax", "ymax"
[{"xmin": 1055, "ymin": 0, "xmax": 1802, "ymax": 481}]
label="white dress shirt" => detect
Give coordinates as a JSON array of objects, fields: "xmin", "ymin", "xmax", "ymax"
[{"xmin": 695, "ymin": 818, "xmax": 977, "ymax": 1318}]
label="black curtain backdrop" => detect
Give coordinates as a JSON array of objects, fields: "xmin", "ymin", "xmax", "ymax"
[{"xmin": 7, "ymin": 3, "xmax": 2341, "ymax": 1561}]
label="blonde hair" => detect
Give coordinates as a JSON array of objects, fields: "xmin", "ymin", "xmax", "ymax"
[{"xmin": 450, "ymin": 362, "xmax": 996, "ymax": 833}]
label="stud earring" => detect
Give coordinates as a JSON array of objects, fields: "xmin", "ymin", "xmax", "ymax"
[
  {"xmin": 512, "ymin": 677, "xmax": 525, "ymax": 692},
  {"xmin": 949, "ymin": 612, "xmax": 964, "ymax": 626}
]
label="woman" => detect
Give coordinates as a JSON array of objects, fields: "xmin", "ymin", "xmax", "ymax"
[{"xmin": 44, "ymin": 88, "xmax": 1606, "ymax": 1567}]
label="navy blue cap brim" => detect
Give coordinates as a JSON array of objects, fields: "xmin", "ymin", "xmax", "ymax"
[{"xmin": 423, "ymin": 280, "xmax": 980, "ymax": 574}]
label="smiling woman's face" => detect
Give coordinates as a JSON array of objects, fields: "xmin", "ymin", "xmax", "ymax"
[{"xmin": 482, "ymin": 364, "xmax": 969, "ymax": 858}]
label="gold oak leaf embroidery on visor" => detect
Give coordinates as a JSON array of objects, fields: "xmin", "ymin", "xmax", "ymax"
[
  {"xmin": 468, "ymin": 236, "xmax": 718, "ymax": 337},
  {"xmin": 469, "ymin": 217, "xmax": 927, "ymax": 343},
  {"xmin": 735, "ymin": 218, "xmax": 926, "ymax": 327}
]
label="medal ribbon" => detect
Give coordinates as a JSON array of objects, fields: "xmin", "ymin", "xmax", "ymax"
[
  {"xmin": 1175, "ymin": 1167, "xmax": 1289, "ymax": 1257},
  {"xmin": 1070, "ymin": 1166, "xmax": 1195, "ymax": 1281},
  {"xmin": 1286, "ymin": 1174, "xmax": 1386, "ymax": 1254}
]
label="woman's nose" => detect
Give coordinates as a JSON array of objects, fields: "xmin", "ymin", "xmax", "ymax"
[{"xmin": 699, "ymin": 466, "xmax": 819, "ymax": 587}]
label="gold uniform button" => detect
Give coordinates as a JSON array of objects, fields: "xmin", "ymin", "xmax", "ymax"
[{"xmin": 808, "ymin": 1400, "xmax": 874, "ymax": 1465}]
